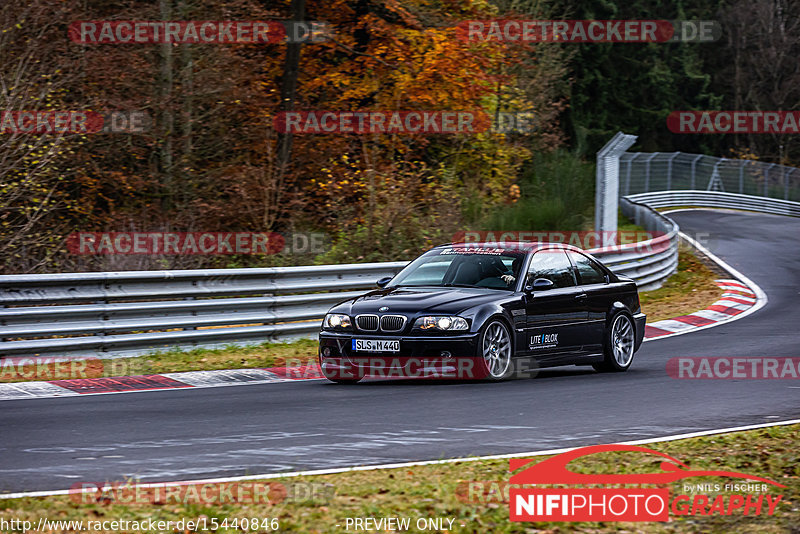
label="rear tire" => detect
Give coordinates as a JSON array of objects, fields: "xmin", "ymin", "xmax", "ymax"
[{"xmin": 593, "ymin": 313, "xmax": 635, "ymax": 373}]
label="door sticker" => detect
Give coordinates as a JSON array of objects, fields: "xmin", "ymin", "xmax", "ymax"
[{"xmin": 530, "ymin": 333, "xmax": 559, "ymax": 350}]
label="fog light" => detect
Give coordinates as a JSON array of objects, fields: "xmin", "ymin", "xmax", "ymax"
[
  {"xmin": 322, "ymin": 347, "xmax": 331, "ymax": 357},
  {"xmin": 440, "ymin": 351, "xmax": 452, "ymax": 358}
]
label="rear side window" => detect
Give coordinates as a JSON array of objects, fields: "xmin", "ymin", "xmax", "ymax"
[
  {"xmin": 568, "ymin": 251, "xmax": 607, "ymax": 285},
  {"xmin": 527, "ymin": 249, "xmax": 576, "ymax": 288}
]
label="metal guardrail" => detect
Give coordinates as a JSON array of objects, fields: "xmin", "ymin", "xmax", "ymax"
[
  {"xmin": 1, "ymin": 222, "xmax": 678, "ymax": 357},
  {"xmin": 613, "ymin": 196, "xmax": 679, "ymax": 291},
  {"xmin": 0, "ymin": 263, "xmax": 407, "ymax": 358},
  {"xmin": 627, "ymin": 190, "xmax": 800, "ymax": 217}
]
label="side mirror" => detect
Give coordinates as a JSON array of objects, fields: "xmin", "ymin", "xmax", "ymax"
[
  {"xmin": 376, "ymin": 276, "xmax": 392, "ymax": 288},
  {"xmin": 526, "ymin": 278, "xmax": 554, "ymax": 291}
]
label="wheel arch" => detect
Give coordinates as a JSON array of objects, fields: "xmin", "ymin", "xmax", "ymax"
[
  {"xmin": 607, "ymin": 300, "xmax": 635, "ymax": 326},
  {"xmin": 470, "ymin": 303, "xmax": 515, "ymax": 333},
  {"xmin": 478, "ymin": 312, "xmax": 516, "ymax": 354}
]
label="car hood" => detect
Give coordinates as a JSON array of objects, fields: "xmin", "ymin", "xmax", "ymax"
[{"xmin": 334, "ymin": 286, "xmax": 510, "ymax": 316}]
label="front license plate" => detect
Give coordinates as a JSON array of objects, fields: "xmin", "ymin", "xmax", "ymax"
[{"xmin": 352, "ymin": 339, "xmax": 400, "ymax": 352}]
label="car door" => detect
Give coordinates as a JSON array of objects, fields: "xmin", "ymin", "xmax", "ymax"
[
  {"xmin": 524, "ymin": 248, "xmax": 589, "ymax": 362},
  {"xmin": 567, "ymin": 250, "xmax": 614, "ymax": 353}
]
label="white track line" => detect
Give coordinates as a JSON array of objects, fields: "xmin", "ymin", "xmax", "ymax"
[{"xmin": 3, "ymin": 418, "xmax": 798, "ymax": 500}]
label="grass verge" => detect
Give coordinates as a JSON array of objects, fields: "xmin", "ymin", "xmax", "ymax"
[
  {"xmin": 0, "ymin": 339, "xmax": 319, "ymax": 384},
  {"xmin": 2, "ymin": 424, "xmax": 797, "ymax": 533}
]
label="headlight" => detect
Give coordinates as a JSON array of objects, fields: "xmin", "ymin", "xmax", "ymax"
[
  {"xmin": 414, "ymin": 316, "xmax": 469, "ymax": 331},
  {"xmin": 323, "ymin": 313, "xmax": 352, "ymax": 330}
]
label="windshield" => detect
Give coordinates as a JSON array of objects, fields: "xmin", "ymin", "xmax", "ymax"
[{"xmin": 390, "ymin": 247, "xmax": 526, "ymax": 290}]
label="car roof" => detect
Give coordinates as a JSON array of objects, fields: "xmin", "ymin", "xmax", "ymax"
[{"xmin": 437, "ymin": 241, "xmax": 584, "ymax": 254}]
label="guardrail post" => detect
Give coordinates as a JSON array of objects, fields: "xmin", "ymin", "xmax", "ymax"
[{"xmin": 595, "ymin": 132, "xmax": 638, "ymax": 239}]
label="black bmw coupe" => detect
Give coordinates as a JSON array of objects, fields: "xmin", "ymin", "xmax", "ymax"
[{"xmin": 318, "ymin": 242, "xmax": 646, "ymax": 383}]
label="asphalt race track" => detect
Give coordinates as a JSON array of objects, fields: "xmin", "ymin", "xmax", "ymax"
[{"xmin": 2, "ymin": 210, "xmax": 799, "ymax": 494}]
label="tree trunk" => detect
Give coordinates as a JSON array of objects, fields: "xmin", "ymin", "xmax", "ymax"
[
  {"xmin": 159, "ymin": 0, "xmax": 175, "ymax": 212},
  {"xmin": 275, "ymin": 0, "xmax": 305, "ymax": 189}
]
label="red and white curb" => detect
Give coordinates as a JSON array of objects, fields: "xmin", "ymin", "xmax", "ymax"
[
  {"xmin": 644, "ymin": 279, "xmax": 758, "ymax": 339},
  {"xmin": 0, "ymin": 366, "xmax": 323, "ymax": 401}
]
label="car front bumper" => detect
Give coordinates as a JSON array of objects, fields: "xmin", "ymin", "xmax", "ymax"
[{"xmin": 318, "ymin": 330, "xmax": 482, "ymax": 379}]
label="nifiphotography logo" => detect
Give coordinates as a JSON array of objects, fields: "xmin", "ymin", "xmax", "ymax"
[{"xmin": 507, "ymin": 444, "xmax": 784, "ymax": 522}]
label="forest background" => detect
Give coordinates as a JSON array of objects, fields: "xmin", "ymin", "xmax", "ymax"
[{"xmin": 2, "ymin": 0, "xmax": 797, "ymax": 273}]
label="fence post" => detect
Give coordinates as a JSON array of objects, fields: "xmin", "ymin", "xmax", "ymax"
[
  {"xmin": 595, "ymin": 132, "xmax": 638, "ymax": 239},
  {"xmin": 625, "ymin": 153, "xmax": 640, "ymax": 195},
  {"xmin": 690, "ymin": 154, "xmax": 702, "ymax": 189},
  {"xmin": 707, "ymin": 160, "xmax": 725, "ymax": 191},
  {"xmin": 644, "ymin": 153, "xmax": 659, "ymax": 192},
  {"xmin": 765, "ymin": 163, "xmax": 776, "ymax": 197},
  {"xmin": 666, "ymin": 153, "xmax": 678, "ymax": 190},
  {"xmin": 739, "ymin": 161, "xmax": 744, "ymax": 193},
  {"xmin": 784, "ymin": 166, "xmax": 791, "ymax": 200}
]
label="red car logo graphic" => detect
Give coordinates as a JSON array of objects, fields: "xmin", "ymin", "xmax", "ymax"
[{"xmin": 509, "ymin": 444, "xmax": 785, "ymax": 487}]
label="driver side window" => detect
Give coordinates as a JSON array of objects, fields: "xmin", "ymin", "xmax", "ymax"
[{"xmin": 527, "ymin": 249, "xmax": 576, "ymax": 288}]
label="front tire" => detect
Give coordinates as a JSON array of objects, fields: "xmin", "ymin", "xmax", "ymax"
[
  {"xmin": 477, "ymin": 320, "xmax": 513, "ymax": 381},
  {"xmin": 593, "ymin": 313, "xmax": 636, "ymax": 373}
]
